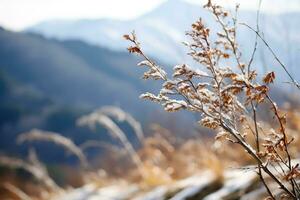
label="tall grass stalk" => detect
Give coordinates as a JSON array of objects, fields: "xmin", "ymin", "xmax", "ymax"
[
  {"xmin": 17, "ymin": 129, "xmax": 88, "ymax": 168},
  {"xmin": 99, "ymin": 106, "xmax": 144, "ymax": 142},
  {"xmin": 77, "ymin": 111, "xmax": 146, "ymax": 179},
  {"xmin": 0, "ymin": 154, "xmax": 59, "ymax": 191}
]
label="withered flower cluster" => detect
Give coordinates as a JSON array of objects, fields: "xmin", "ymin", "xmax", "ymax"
[{"xmin": 125, "ymin": 0, "xmax": 300, "ymax": 199}]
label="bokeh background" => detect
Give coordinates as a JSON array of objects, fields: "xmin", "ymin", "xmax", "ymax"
[{"xmin": 0, "ymin": 0, "xmax": 300, "ymax": 199}]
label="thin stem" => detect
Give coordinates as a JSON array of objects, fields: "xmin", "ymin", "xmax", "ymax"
[
  {"xmin": 247, "ymin": 0, "xmax": 262, "ymax": 76},
  {"xmin": 251, "ymin": 100, "xmax": 275, "ymax": 199},
  {"xmin": 241, "ymin": 23, "xmax": 300, "ymax": 90},
  {"xmin": 221, "ymin": 122, "xmax": 296, "ymax": 199}
]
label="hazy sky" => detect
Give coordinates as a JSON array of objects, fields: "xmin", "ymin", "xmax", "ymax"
[{"xmin": 0, "ymin": 0, "xmax": 299, "ymax": 31}]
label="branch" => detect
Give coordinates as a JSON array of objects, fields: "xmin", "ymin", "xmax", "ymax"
[{"xmin": 241, "ymin": 23, "xmax": 300, "ymax": 90}]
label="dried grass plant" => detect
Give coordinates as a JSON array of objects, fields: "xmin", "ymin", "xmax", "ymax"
[
  {"xmin": 77, "ymin": 108, "xmax": 146, "ymax": 179},
  {"xmin": 17, "ymin": 129, "xmax": 88, "ymax": 169},
  {"xmin": 139, "ymin": 128, "xmax": 224, "ymax": 181},
  {"xmin": 99, "ymin": 106, "xmax": 144, "ymax": 142},
  {"xmin": 0, "ymin": 150, "xmax": 59, "ymax": 191},
  {"xmin": 125, "ymin": 0, "xmax": 300, "ymax": 198}
]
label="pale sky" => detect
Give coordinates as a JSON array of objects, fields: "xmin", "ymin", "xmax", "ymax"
[{"xmin": 0, "ymin": 0, "xmax": 299, "ymax": 31}]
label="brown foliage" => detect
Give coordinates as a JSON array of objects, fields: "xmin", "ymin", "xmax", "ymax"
[{"xmin": 125, "ymin": 0, "xmax": 300, "ymax": 199}]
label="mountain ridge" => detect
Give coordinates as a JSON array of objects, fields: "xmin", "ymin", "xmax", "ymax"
[{"xmin": 25, "ymin": 0, "xmax": 300, "ymax": 83}]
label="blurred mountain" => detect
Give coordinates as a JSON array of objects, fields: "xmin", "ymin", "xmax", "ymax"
[
  {"xmin": 26, "ymin": 0, "xmax": 202, "ymax": 64},
  {"xmin": 0, "ymin": 28, "xmax": 156, "ymax": 110},
  {"xmin": 0, "ymin": 27, "xmax": 196, "ymax": 161},
  {"xmin": 26, "ymin": 0, "xmax": 300, "ymax": 82},
  {"xmin": 0, "ymin": 27, "xmax": 170, "ymax": 161}
]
